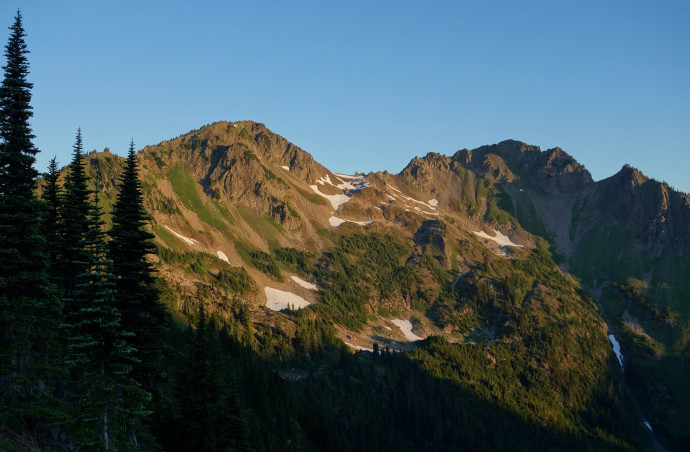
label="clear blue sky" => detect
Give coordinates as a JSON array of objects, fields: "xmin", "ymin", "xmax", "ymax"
[{"xmin": 3, "ymin": 1, "xmax": 689, "ymax": 192}]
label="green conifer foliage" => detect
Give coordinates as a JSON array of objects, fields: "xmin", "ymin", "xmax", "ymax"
[
  {"xmin": 58, "ymin": 129, "xmax": 91, "ymax": 297},
  {"xmin": 0, "ymin": 10, "xmax": 62, "ymax": 434},
  {"xmin": 108, "ymin": 140, "xmax": 168, "ymax": 390},
  {"xmin": 41, "ymin": 156, "xmax": 61, "ymax": 275},
  {"xmin": 64, "ymin": 193, "xmax": 149, "ymax": 450}
]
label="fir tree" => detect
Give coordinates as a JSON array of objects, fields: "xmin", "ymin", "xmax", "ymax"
[
  {"xmin": 0, "ymin": 10, "xmax": 62, "ymax": 436},
  {"xmin": 108, "ymin": 140, "xmax": 167, "ymax": 402},
  {"xmin": 58, "ymin": 128, "xmax": 91, "ymax": 297},
  {"xmin": 63, "ymin": 193, "xmax": 149, "ymax": 450},
  {"xmin": 41, "ymin": 156, "xmax": 61, "ymax": 277}
]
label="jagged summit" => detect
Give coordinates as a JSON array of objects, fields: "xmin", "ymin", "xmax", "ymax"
[
  {"xmin": 450, "ymin": 140, "xmax": 593, "ymax": 194},
  {"xmin": 607, "ymin": 163, "xmax": 649, "ymax": 187}
]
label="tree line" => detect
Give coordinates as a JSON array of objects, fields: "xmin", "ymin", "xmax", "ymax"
[{"xmin": 0, "ymin": 12, "xmax": 166, "ymax": 450}]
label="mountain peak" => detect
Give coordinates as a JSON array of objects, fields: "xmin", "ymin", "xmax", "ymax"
[
  {"xmin": 612, "ymin": 164, "xmax": 648, "ymax": 187},
  {"xmin": 451, "ymin": 140, "xmax": 593, "ymax": 193}
]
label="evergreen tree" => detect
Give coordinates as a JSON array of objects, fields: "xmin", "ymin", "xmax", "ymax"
[
  {"xmin": 108, "ymin": 140, "xmax": 167, "ymax": 398},
  {"xmin": 41, "ymin": 156, "xmax": 61, "ymax": 277},
  {"xmin": 0, "ymin": 10, "xmax": 62, "ymax": 436},
  {"xmin": 63, "ymin": 193, "xmax": 149, "ymax": 450},
  {"xmin": 58, "ymin": 128, "xmax": 91, "ymax": 297}
]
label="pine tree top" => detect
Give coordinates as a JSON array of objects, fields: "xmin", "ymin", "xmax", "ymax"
[
  {"xmin": 0, "ymin": 10, "xmax": 37, "ymax": 193},
  {"xmin": 63, "ymin": 128, "xmax": 90, "ymax": 204},
  {"xmin": 110, "ymin": 140, "xmax": 154, "ymax": 247}
]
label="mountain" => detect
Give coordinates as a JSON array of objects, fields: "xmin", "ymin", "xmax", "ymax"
[
  {"xmin": 452, "ymin": 140, "xmax": 690, "ymax": 448},
  {"xmin": 57, "ymin": 121, "xmax": 689, "ymax": 450}
]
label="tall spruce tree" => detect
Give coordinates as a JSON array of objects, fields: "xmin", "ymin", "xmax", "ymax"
[
  {"xmin": 108, "ymin": 140, "xmax": 168, "ymax": 391},
  {"xmin": 64, "ymin": 193, "xmax": 149, "ymax": 450},
  {"xmin": 41, "ymin": 157, "xmax": 62, "ymax": 244},
  {"xmin": 58, "ymin": 128, "xmax": 91, "ymax": 297},
  {"xmin": 41, "ymin": 156, "xmax": 61, "ymax": 278},
  {"xmin": 0, "ymin": 10, "xmax": 62, "ymax": 435}
]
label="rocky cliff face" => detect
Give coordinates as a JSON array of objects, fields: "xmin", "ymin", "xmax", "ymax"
[
  {"xmin": 570, "ymin": 164, "xmax": 690, "ymax": 281},
  {"xmin": 454, "ymin": 140, "xmax": 594, "ymax": 193},
  {"xmin": 447, "ymin": 140, "xmax": 690, "ymax": 277}
]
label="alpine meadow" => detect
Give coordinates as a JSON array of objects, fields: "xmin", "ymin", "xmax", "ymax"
[{"xmin": 1, "ymin": 9, "xmax": 689, "ymax": 452}]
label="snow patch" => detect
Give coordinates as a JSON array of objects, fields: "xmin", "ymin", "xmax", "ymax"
[
  {"xmin": 609, "ymin": 334, "xmax": 624, "ymax": 370},
  {"xmin": 392, "ymin": 319, "xmax": 423, "ymax": 341},
  {"xmin": 331, "ymin": 173, "xmax": 369, "ymax": 192},
  {"xmin": 281, "ymin": 165, "xmax": 290, "ymax": 171},
  {"xmin": 264, "ymin": 287, "xmax": 310, "ymax": 311},
  {"xmin": 643, "ymin": 421, "xmax": 652, "ymax": 432},
  {"xmin": 473, "ymin": 229, "xmax": 524, "ymax": 248},
  {"xmin": 386, "ymin": 188, "xmax": 439, "ymax": 214},
  {"xmin": 290, "ymin": 275, "xmax": 318, "ymax": 291},
  {"xmin": 308, "ymin": 174, "xmax": 369, "ymax": 210},
  {"xmin": 328, "ymin": 216, "xmax": 347, "ymax": 226},
  {"xmin": 388, "ymin": 189, "xmax": 437, "ymax": 210},
  {"xmin": 329, "ymin": 216, "xmax": 373, "ymax": 227},
  {"xmin": 333, "ymin": 173, "xmax": 360, "ymax": 180},
  {"xmin": 217, "ymin": 250, "xmax": 229, "ymax": 263},
  {"xmin": 344, "ymin": 342, "xmax": 373, "ymax": 352},
  {"xmin": 310, "ymin": 184, "xmax": 351, "ymax": 210},
  {"xmin": 164, "ymin": 226, "xmax": 197, "ymax": 246}
]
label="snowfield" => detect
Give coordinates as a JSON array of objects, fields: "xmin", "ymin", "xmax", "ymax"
[
  {"xmin": 392, "ymin": 319, "xmax": 423, "ymax": 341},
  {"xmin": 344, "ymin": 342, "xmax": 373, "ymax": 352},
  {"xmin": 473, "ymin": 229, "xmax": 524, "ymax": 248},
  {"xmin": 385, "ymin": 186, "xmax": 440, "ymax": 215},
  {"xmin": 216, "ymin": 250, "xmax": 229, "ymax": 263},
  {"xmin": 309, "ymin": 174, "xmax": 369, "ymax": 210},
  {"xmin": 290, "ymin": 275, "xmax": 318, "ymax": 290},
  {"xmin": 329, "ymin": 216, "xmax": 373, "ymax": 227},
  {"xmin": 328, "ymin": 216, "xmax": 347, "ymax": 226},
  {"xmin": 164, "ymin": 226, "xmax": 197, "ymax": 245},
  {"xmin": 310, "ymin": 183, "xmax": 351, "ymax": 209},
  {"xmin": 398, "ymin": 194, "xmax": 436, "ymax": 210},
  {"xmin": 609, "ymin": 334, "xmax": 624, "ymax": 370},
  {"xmin": 264, "ymin": 287, "xmax": 310, "ymax": 311}
]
